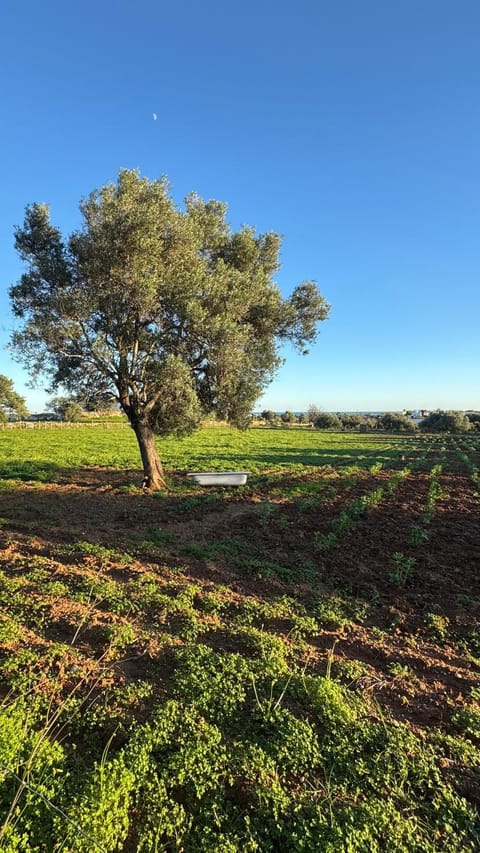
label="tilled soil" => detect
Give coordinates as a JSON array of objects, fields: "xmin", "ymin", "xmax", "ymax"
[{"xmin": 0, "ymin": 463, "xmax": 479, "ymax": 736}]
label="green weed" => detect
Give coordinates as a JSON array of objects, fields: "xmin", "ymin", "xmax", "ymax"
[
  {"xmin": 390, "ymin": 552, "xmax": 416, "ymax": 586},
  {"xmin": 409, "ymin": 523, "xmax": 430, "ymax": 545},
  {"xmin": 424, "ymin": 613, "xmax": 450, "ymax": 642}
]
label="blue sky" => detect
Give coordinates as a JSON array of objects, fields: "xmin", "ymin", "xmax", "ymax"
[{"xmin": 1, "ymin": 0, "xmax": 479, "ymax": 413}]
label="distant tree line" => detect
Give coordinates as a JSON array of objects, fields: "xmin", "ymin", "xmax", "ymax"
[
  {"xmin": 2, "ymin": 375, "xmax": 478, "ymax": 436},
  {"xmin": 258, "ymin": 407, "xmax": 479, "ymax": 433}
]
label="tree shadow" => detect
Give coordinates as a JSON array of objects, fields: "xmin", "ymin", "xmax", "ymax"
[
  {"xmin": 170, "ymin": 446, "xmax": 426, "ymax": 471},
  {"xmin": 0, "ymin": 459, "xmax": 141, "ymax": 487}
]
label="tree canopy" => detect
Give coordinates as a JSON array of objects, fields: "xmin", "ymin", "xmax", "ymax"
[
  {"xmin": 377, "ymin": 412, "xmax": 418, "ymax": 433},
  {"xmin": 313, "ymin": 411, "xmax": 342, "ymax": 430},
  {"xmin": 0, "ymin": 375, "xmax": 29, "ymax": 422},
  {"xmin": 49, "ymin": 397, "xmax": 84, "ymax": 422},
  {"xmin": 10, "ymin": 169, "xmax": 329, "ymax": 487},
  {"xmin": 420, "ymin": 410, "xmax": 471, "ymax": 433}
]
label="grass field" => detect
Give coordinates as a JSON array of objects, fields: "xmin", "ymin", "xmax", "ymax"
[
  {"xmin": 0, "ymin": 426, "xmax": 479, "ymax": 851},
  {"xmin": 0, "ymin": 425, "xmax": 440, "ymax": 480}
]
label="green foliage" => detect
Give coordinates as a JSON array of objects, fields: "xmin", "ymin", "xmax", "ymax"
[
  {"xmin": 61, "ymin": 539, "xmax": 132, "ymax": 565},
  {"xmin": 420, "ymin": 410, "xmax": 472, "ymax": 433},
  {"xmin": 311, "ymin": 471, "xmax": 413, "ymax": 551},
  {"xmin": 377, "ymin": 412, "xmax": 418, "ymax": 432},
  {"xmin": 390, "ymin": 551, "xmax": 416, "ymax": 586},
  {"xmin": 338, "ymin": 412, "xmax": 377, "ymax": 430},
  {"xmin": 0, "ymin": 423, "xmax": 429, "ymax": 480},
  {"xmin": 60, "ymin": 752, "xmax": 136, "ymax": 852},
  {"xmin": 48, "ymin": 396, "xmax": 83, "ymax": 421},
  {"xmin": 333, "ymin": 657, "xmax": 370, "ymax": 684},
  {"xmin": 466, "ymin": 413, "xmax": 480, "ymax": 432},
  {"xmin": 281, "ymin": 410, "xmax": 298, "ymax": 423},
  {"xmin": 316, "ymin": 592, "xmax": 369, "ymax": 629},
  {"xmin": 173, "ymin": 645, "xmax": 252, "ymax": 722},
  {"xmin": 306, "ymin": 403, "xmax": 322, "ymax": 423},
  {"xmin": 63, "ymin": 402, "xmax": 84, "ymax": 422},
  {"xmin": 235, "ymin": 625, "xmax": 290, "ymax": 676},
  {"xmin": 261, "ymin": 408, "xmax": 278, "ymax": 424},
  {"xmin": 409, "ymin": 523, "xmax": 430, "ymax": 545},
  {"xmin": 147, "ymin": 354, "xmax": 203, "ymax": 437},
  {"xmin": 0, "ymin": 701, "xmax": 67, "ymax": 851},
  {"xmin": 452, "ymin": 689, "xmax": 480, "ymax": 739},
  {"xmin": 424, "ymin": 612, "xmax": 450, "ymax": 642},
  {"xmin": 0, "ymin": 375, "xmax": 29, "ymax": 422},
  {"xmin": 313, "ymin": 411, "xmax": 342, "ymax": 429},
  {"xmin": 302, "ymin": 675, "xmax": 361, "ymax": 727},
  {"xmin": 257, "ymin": 499, "xmax": 275, "ymax": 528},
  {"xmin": 423, "ymin": 464, "xmax": 446, "ymax": 521}
]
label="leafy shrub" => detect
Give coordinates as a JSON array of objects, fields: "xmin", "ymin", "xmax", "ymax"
[
  {"xmin": 63, "ymin": 402, "xmax": 85, "ymax": 422},
  {"xmin": 420, "ymin": 410, "xmax": 472, "ymax": 433},
  {"xmin": 261, "ymin": 409, "xmax": 279, "ymax": 424},
  {"xmin": 338, "ymin": 413, "xmax": 375, "ymax": 430},
  {"xmin": 466, "ymin": 413, "xmax": 480, "ymax": 432},
  {"xmin": 377, "ymin": 412, "xmax": 418, "ymax": 432},
  {"xmin": 281, "ymin": 410, "xmax": 298, "ymax": 423},
  {"xmin": 313, "ymin": 412, "xmax": 342, "ymax": 430}
]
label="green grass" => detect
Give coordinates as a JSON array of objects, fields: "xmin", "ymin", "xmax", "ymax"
[{"xmin": 0, "ymin": 425, "xmax": 434, "ymax": 483}]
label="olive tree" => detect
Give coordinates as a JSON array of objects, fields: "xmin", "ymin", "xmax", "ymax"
[
  {"xmin": 314, "ymin": 412, "xmax": 342, "ymax": 429},
  {"xmin": 306, "ymin": 404, "xmax": 322, "ymax": 424},
  {"xmin": 377, "ymin": 413, "xmax": 418, "ymax": 433},
  {"xmin": 337, "ymin": 413, "xmax": 375, "ymax": 430},
  {"xmin": 49, "ymin": 396, "xmax": 83, "ymax": 421},
  {"xmin": 281, "ymin": 410, "xmax": 297, "ymax": 424},
  {"xmin": 10, "ymin": 170, "xmax": 329, "ymax": 488},
  {"xmin": 466, "ymin": 413, "xmax": 480, "ymax": 432},
  {"xmin": 420, "ymin": 410, "xmax": 471, "ymax": 433},
  {"xmin": 261, "ymin": 409, "xmax": 278, "ymax": 425},
  {"xmin": 63, "ymin": 402, "xmax": 84, "ymax": 422}
]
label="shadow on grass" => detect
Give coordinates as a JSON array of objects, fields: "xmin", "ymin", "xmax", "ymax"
[
  {"xmin": 178, "ymin": 446, "xmax": 427, "ymax": 471},
  {"xmin": 0, "ymin": 459, "xmax": 69, "ymax": 484},
  {"xmin": 0, "ymin": 460, "xmax": 140, "ymax": 487}
]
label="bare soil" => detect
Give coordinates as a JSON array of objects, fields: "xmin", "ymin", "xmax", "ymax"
[{"xmin": 0, "ymin": 464, "xmax": 479, "ymax": 737}]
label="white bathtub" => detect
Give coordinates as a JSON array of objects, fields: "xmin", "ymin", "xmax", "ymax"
[{"xmin": 186, "ymin": 471, "xmax": 250, "ymax": 486}]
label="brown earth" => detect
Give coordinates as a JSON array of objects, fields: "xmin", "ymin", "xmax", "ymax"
[{"xmin": 0, "ymin": 463, "xmax": 479, "ymax": 737}]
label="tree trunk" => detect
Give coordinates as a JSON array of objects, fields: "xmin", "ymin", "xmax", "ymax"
[{"xmin": 131, "ymin": 420, "xmax": 166, "ymax": 490}]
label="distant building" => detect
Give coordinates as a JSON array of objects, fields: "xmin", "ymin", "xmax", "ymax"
[{"xmin": 408, "ymin": 409, "xmax": 429, "ymax": 420}]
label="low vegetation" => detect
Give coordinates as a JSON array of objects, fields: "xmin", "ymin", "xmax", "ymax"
[{"xmin": 0, "ymin": 426, "xmax": 479, "ymax": 850}]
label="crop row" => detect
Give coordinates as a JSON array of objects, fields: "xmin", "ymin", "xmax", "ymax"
[
  {"xmin": 313, "ymin": 466, "xmax": 411, "ymax": 551},
  {"xmin": 387, "ymin": 463, "xmax": 447, "ymax": 586},
  {"xmin": 311, "ymin": 438, "xmax": 444, "ymax": 554},
  {"xmin": 450, "ymin": 438, "xmax": 480, "ymax": 489}
]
